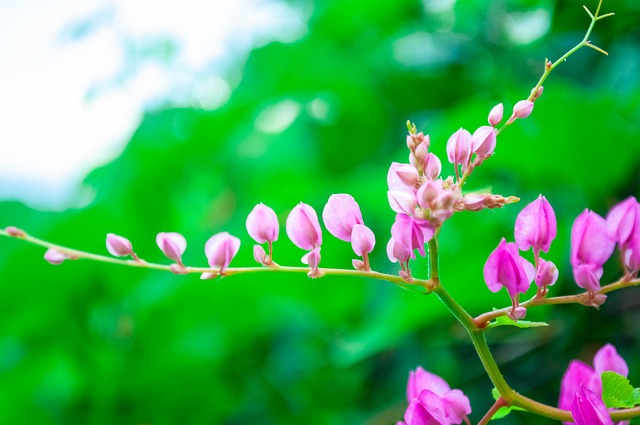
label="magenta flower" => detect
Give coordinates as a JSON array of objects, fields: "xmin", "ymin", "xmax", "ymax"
[
  {"xmin": 559, "ymin": 344, "xmax": 628, "ymax": 424},
  {"xmin": 205, "ymin": 232, "xmax": 240, "ymax": 274},
  {"xmin": 606, "ymin": 196, "xmax": 640, "ymax": 274},
  {"xmin": 246, "ymin": 203, "xmax": 279, "ymax": 244},
  {"xmin": 286, "ymin": 203, "xmax": 322, "ymax": 250},
  {"xmin": 156, "ymin": 232, "xmax": 187, "ymax": 267},
  {"xmin": 399, "ymin": 366, "xmax": 471, "ymax": 425},
  {"xmin": 391, "ymin": 213, "xmax": 435, "ymax": 259},
  {"xmin": 570, "ymin": 210, "xmax": 616, "ymax": 293},
  {"xmin": 322, "ymin": 194, "xmax": 364, "ymax": 242},
  {"xmin": 514, "ymin": 195, "xmax": 557, "ymax": 256},
  {"xmin": 446, "ymin": 128, "xmax": 472, "ymax": 177},
  {"xmin": 571, "ymin": 386, "xmax": 613, "ymax": 425},
  {"xmin": 488, "ymin": 103, "xmax": 503, "ymax": 126},
  {"xmin": 534, "ymin": 258, "xmax": 558, "ymax": 289}
]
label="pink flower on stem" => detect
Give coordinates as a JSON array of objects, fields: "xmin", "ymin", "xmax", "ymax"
[
  {"xmin": 570, "ymin": 210, "xmax": 616, "ymax": 294},
  {"xmin": 559, "ymin": 344, "xmax": 628, "ymax": 425},
  {"xmin": 397, "ymin": 366, "xmax": 471, "ymax": 425},
  {"xmin": 388, "ymin": 190, "xmax": 417, "ymax": 215},
  {"xmin": 286, "ymin": 202, "xmax": 322, "ymax": 276},
  {"xmin": 606, "ymin": 196, "xmax": 640, "ymax": 275},
  {"xmin": 423, "ymin": 153, "xmax": 442, "ymax": 180},
  {"xmin": 351, "ymin": 223, "xmax": 375, "ymax": 271},
  {"xmin": 44, "ymin": 248, "xmax": 73, "ymax": 265},
  {"xmin": 205, "ymin": 232, "xmax": 241, "ymax": 275},
  {"xmin": 514, "ymin": 195, "xmax": 557, "ymax": 260},
  {"xmin": 534, "ymin": 258, "xmax": 558, "ymax": 296},
  {"xmin": 488, "ymin": 103, "xmax": 503, "ymax": 126},
  {"xmin": 391, "ymin": 213, "xmax": 435, "ymax": 259},
  {"xmin": 506, "ymin": 100, "xmax": 534, "ymax": 124},
  {"xmin": 156, "ymin": 232, "xmax": 187, "ymax": 268},
  {"xmin": 106, "ymin": 233, "xmax": 141, "ymax": 261},
  {"xmin": 322, "ymin": 194, "xmax": 364, "ymax": 242},
  {"xmin": 388, "ymin": 162, "xmax": 419, "ymax": 193},
  {"xmin": 471, "ymin": 125, "xmax": 496, "ymax": 163},
  {"xmin": 246, "ymin": 203, "xmax": 279, "ymax": 265},
  {"xmin": 571, "ymin": 386, "xmax": 613, "ymax": 425},
  {"xmin": 483, "ymin": 238, "xmax": 535, "ymax": 320},
  {"xmin": 446, "ymin": 128, "xmax": 472, "ymax": 179}
]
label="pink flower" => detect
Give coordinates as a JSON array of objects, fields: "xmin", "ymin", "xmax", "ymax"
[
  {"xmin": 535, "ymin": 258, "xmax": 558, "ymax": 289},
  {"xmin": 488, "ymin": 103, "xmax": 503, "ymax": 126},
  {"xmin": 286, "ymin": 203, "xmax": 322, "ymax": 250},
  {"xmin": 391, "ymin": 213, "xmax": 435, "ymax": 259},
  {"xmin": 387, "ymin": 237, "xmax": 412, "ymax": 264},
  {"xmin": 571, "ymin": 386, "xmax": 613, "ymax": 425},
  {"xmin": 388, "ymin": 190, "xmax": 417, "ymax": 215},
  {"xmin": 106, "ymin": 233, "xmax": 137, "ymax": 259},
  {"xmin": 446, "ymin": 128, "xmax": 472, "ymax": 175},
  {"xmin": 514, "ymin": 195, "xmax": 557, "ymax": 256},
  {"xmin": 423, "ymin": 153, "xmax": 442, "ymax": 180},
  {"xmin": 44, "ymin": 248, "xmax": 72, "ymax": 265},
  {"xmin": 388, "ymin": 162, "xmax": 419, "ymax": 193},
  {"xmin": 484, "ymin": 238, "xmax": 535, "ymax": 298},
  {"xmin": 351, "ymin": 224, "xmax": 375, "ymax": 257},
  {"xmin": 400, "ymin": 366, "xmax": 471, "ymax": 425},
  {"xmin": 507, "ymin": 100, "xmax": 534, "ymax": 124},
  {"xmin": 301, "ymin": 246, "xmax": 322, "ymax": 277},
  {"xmin": 472, "ymin": 125, "xmax": 496, "ymax": 159},
  {"xmin": 156, "ymin": 232, "xmax": 187, "ymax": 267},
  {"xmin": 205, "ymin": 232, "xmax": 240, "ymax": 274},
  {"xmin": 606, "ymin": 197, "xmax": 640, "ymax": 274},
  {"xmin": 246, "ymin": 203, "xmax": 279, "ymax": 244},
  {"xmin": 559, "ymin": 344, "xmax": 628, "ymax": 425},
  {"xmin": 570, "ymin": 210, "xmax": 616, "ymax": 293},
  {"xmin": 322, "ymin": 194, "xmax": 364, "ymax": 242}
]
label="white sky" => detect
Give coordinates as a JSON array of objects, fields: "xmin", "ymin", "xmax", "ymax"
[{"xmin": 0, "ymin": 0, "xmax": 307, "ymax": 210}]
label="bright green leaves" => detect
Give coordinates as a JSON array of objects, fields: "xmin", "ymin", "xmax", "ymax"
[{"xmin": 601, "ymin": 371, "xmax": 640, "ymax": 409}]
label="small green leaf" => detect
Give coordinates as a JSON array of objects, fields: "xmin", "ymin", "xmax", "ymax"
[
  {"xmin": 601, "ymin": 371, "xmax": 639, "ymax": 408},
  {"xmin": 486, "ymin": 316, "xmax": 549, "ymax": 330},
  {"xmin": 490, "ymin": 388, "xmax": 525, "ymax": 420}
]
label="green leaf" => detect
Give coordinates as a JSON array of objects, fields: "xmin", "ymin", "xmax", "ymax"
[
  {"xmin": 601, "ymin": 371, "xmax": 640, "ymax": 408},
  {"xmin": 490, "ymin": 388, "xmax": 526, "ymax": 420},
  {"xmin": 486, "ymin": 315, "xmax": 549, "ymax": 330}
]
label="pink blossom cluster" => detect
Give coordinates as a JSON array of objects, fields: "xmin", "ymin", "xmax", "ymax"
[
  {"xmin": 484, "ymin": 195, "xmax": 558, "ymax": 319},
  {"xmin": 559, "ymin": 344, "xmax": 629, "ymax": 425},
  {"xmin": 397, "ymin": 366, "xmax": 471, "ymax": 425}
]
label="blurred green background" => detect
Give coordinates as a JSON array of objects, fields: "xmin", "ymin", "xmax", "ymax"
[{"xmin": 1, "ymin": 0, "xmax": 639, "ymax": 424}]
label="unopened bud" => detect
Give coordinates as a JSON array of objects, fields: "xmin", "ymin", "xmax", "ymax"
[
  {"xmin": 170, "ymin": 264, "xmax": 187, "ymax": 274},
  {"xmin": 510, "ymin": 306, "xmax": 527, "ymax": 320},
  {"xmin": 5, "ymin": 226, "xmax": 26, "ymax": 238},
  {"xmin": 352, "ymin": 259, "xmax": 366, "ymax": 271},
  {"xmin": 253, "ymin": 245, "xmax": 267, "ymax": 264},
  {"xmin": 507, "ymin": 100, "xmax": 534, "ymax": 124},
  {"xmin": 488, "ymin": 103, "xmax": 504, "ymax": 126},
  {"xmin": 531, "ymin": 86, "xmax": 544, "ymax": 101},
  {"xmin": 200, "ymin": 271, "xmax": 219, "ymax": 280}
]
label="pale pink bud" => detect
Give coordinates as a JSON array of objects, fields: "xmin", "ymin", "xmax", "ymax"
[
  {"xmin": 391, "ymin": 213, "xmax": 435, "ymax": 258},
  {"xmin": 606, "ymin": 196, "xmax": 639, "ymax": 246},
  {"xmin": 106, "ymin": 233, "xmax": 134, "ymax": 257},
  {"xmin": 412, "ymin": 142, "xmax": 429, "ymax": 169},
  {"xmin": 156, "ymin": 232, "xmax": 187, "ymax": 266},
  {"xmin": 386, "ymin": 237, "xmax": 411, "ymax": 263},
  {"xmin": 286, "ymin": 202, "xmax": 322, "ymax": 250},
  {"xmin": 508, "ymin": 100, "xmax": 534, "ymax": 123},
  {"xmin": 423, "ymin": 153, "xmax": 441, "ymax": 180},
  {"xmin": 302, "ymin": 246, "xmax": 322, "ymax": 277},
  {"xmin": 531, "ymin": 85, "xmax": 544, "ymax": 101},
  {"xmin": 388, "ymin": 190, "xmax": 417, "ymax": 215},
  {"xmin": 514, "ymin": 195, "xmax": 557, "ymax": 254},
  {"xmin": 462, "ymin": 193, "xmax": 489, "ymax": 212},
  {"xmin": 351, "ymin": 223, "xmax": 375, "ymax": 257},
  {"xmin": 5, "ymin": 226, "xmax": 26, "ymax": 238},
  {"xmin": 44, "ymin": 248, "xmax": 70, "ymax": 265},
  {"xmin": 472, "ymin": 126, "xmax": 496, "ymax": 159},
  {"xmin": 406, "ymin": 132, "xmax": 427, "ymax": 151},
  {"xmin": 535, "ymin": 258, "xmax": 558, "ymax": 288},
  {"xmin": 200, "ymin": 271, "xmax": 218, "ymax": 280},
  {"xmin": 387, "ymin": 162, "xmax": 417, "ymax": 192},
  {"xmin": 416, "ymin": 180, "xmax": 443, "ymax": 210},
  {"xmin": 253, "ymin": 244, "xmax": 267, "ymax": 264},
  {"xmin": 483, "ymin": 238, "xmax": 535, "ymax": 298},
  {"xmin": 488, "ymin": 103, "xmax": 503, "ymax": 126},
  {"xmin": 322, "ymin": 194, "xmax": 363, "ymax": 242},
  {"xmin": 510, "ymin": 306, "xmax": 527, "ymax": 320},
  {"xmin": 170, "ymin": 264, "xmax": 188, "ymax": 274},
  {"xmin": 352, "ymin": 259, "xmax": 366, "ymax": 270},
  {"xmin": 205, "ymin": 232, "xmax": 241, "ymax": 274},
  {"xmin": 446, "ymin": 128, "xmax": 472, "ymax": 168},
  {"xmin": 246, "ymin": 203, "xmax": 279, "ymax": 244},
  {"xmin": 395, "ymin": 164, "xmax": 420, "ymax": 187}
]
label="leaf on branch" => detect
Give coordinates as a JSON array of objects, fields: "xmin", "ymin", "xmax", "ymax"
[
  {"xmin": 486, "ymin": 316, "xmax": 548, "ymax": 330},
  {"xmin": 490, "ymin": 388, "xmax": 526, "ymax": 420},
  {"xmin": 601, "ymin": 371, "xmax": 640, "ymax": 408}
]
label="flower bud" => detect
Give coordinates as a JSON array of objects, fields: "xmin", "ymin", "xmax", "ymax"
[
  {"xmin": 606, "ymin": 196, "xmax": 639, "ymax": 246},
  {"xmin": 484, "ymin": 238, "xmax": 535, "ymax": 298},
  {"xmin": 205, "ymin": 232, "xmax": 241, "ymax": 274},
  {"xmin": 510, "ymin": 306, "xmax": 527, "ymax": 320},
  {"xmin": 531, "ymin": 85, "xmax": 544, "ymax": 101},
  {"xmin": 488, "ymin": 103, "xmax": 503, "ymax": 126},
  {"xmin": 351, "ymin": 223, "xmax": 375, "ymax": 257},
  {"xmin": 507, "ymin": 100, "xmax": 534, "ymax": 124},
  {"xmin": 44, "ymin": 248, "xmax": 70, "ymax": 265},
  {"xmin": 156, "ymin": 232, "xmax": 187, "ymax": 266},
  {"xmin": 535, "ymin": 258, "xmax": 558, "ymax": 288},
  {"xmin": 446, "ymin": 128, "xmax": 472, "ymax": 169},
  {"xmin": 352, "ymin": 259, "xmax": 366, "ymax": 271},
  {"xmin": 322, "ymin": 194, "xmax": 363, "ymax": 242},
  {"xmin": 472, "ymin": 126, "xmax": 496, "ymax": 159},
  {"xmin": 106, "ymin": 233, "xmax": 134, "ymax": 257},
  {"xmin": 286, "ymin": 203, "xmax": 322, "ymax": 250},
  {"xmin": 5, "ymin": 226, "xmax": 26, "ymax": 238},
  {"xmin": 388, "ymin": 190, "xmax": 417, "ymax": 215},
  {"xmin": 514, "ymin": 195, "xmax": 557, "ymax": 255},
  {"xmin": 253, "ymin": 244, "xmax": 267, "ymax": 264},
  {"xmin": 246, "ymin": 203, "xmax": 279, "ymax": 244},
  {"xmin": 387, "ymin": 237, "xmax": 411, "ymax": 263},
  {"xmin": 423, "ymin": 153, "xmax": 441, "ymax": 180},
  {"xmin": 570, "ymin": 209, "xmax": 615, "ymax": 291},
  {"xmin": 302, "ymin": 246, "xmax": 322, "ymax": 277}
]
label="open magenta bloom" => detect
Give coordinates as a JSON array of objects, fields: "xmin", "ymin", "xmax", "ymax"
[
  {"xmin": 570, "ymin": 209, "xmax": 615, "ymax": 292},
  {"xmin": 514, "ymin": 195, "xmax": 557, "ymax": 255},
  {"xmin": 559, "ymin": 344, "xmax": 628, "ymax": 425},
  {"xmin": 484, "ymin": 238, "xmax": 535, "ymax": 298},
  {"xmin": 205, "ymin": 232, "xmax": 240, "ymax": 274},
  {"xmin": 391, "ymin": 213, "xmax": 435, "ymax": 259},
  {"xmin": 606, "ymin": 196, "xmax": 640, "ymax": 273},
  {"xmin": 398, "ymin": 366, "xmax": 471, "ymax": 425},
  {"xmin": 571, "ymin": 386, "xmax": 612, "ymax": 425},
  {"xmin": 286, "ymin": 203, "xmax": 322, "ymax": 250},
  {"xmin": 246, "ymin": 203, "xmax": 279, "ymax": 244},
  {"xmin": 322, "ymin": 194, "xmax": 363, "ymax": 242},
  {"xmin": 156, "ymin": 232, "xmax": 187, "ymax": 266}
]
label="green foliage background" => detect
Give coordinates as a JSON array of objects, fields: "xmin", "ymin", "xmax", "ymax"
[{"xmin": 1, "ymin": 0, "xmax": 639, "ymax": 424}]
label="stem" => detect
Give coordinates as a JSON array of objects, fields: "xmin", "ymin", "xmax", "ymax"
[
  {"xmin": 477, "ymin": 397, "xmax": 508, "ymax": 425},
  {"xmin": 0, "ymin": 228, "xmax": 433, "ymax": 294}
]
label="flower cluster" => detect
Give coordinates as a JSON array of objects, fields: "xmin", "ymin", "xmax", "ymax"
[
  {"xmin": 559, "ymin": 344, "xmax": 629, "ymax": 425},
  {"xmin": 397, "ymin": 366, "xmax": 471, "ymax": 425},
  {"xmin": 484, "ymin": 195, "xmax": 558, "ymax": 319}
]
